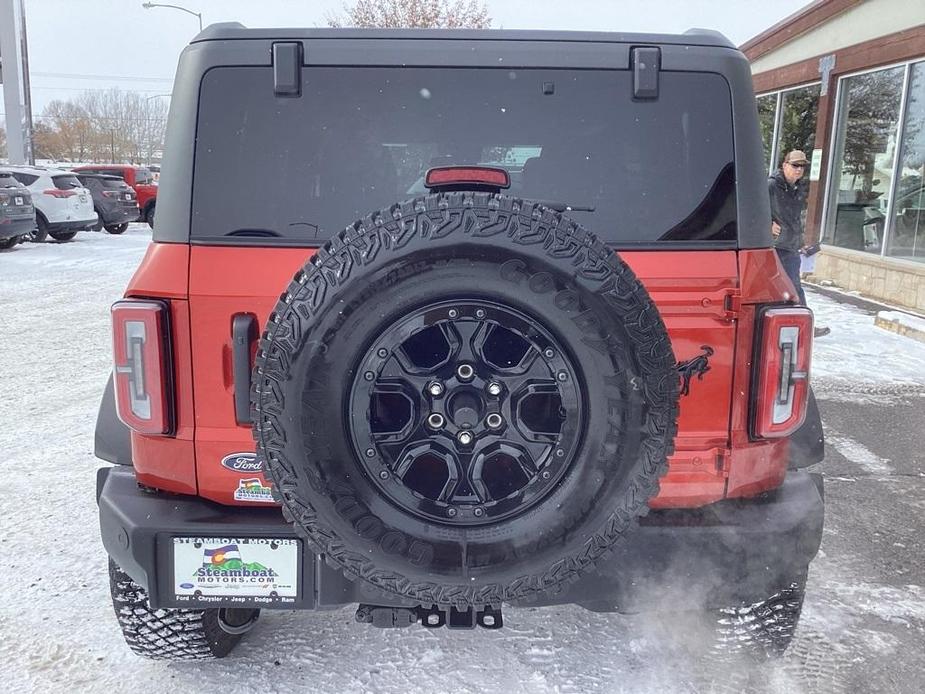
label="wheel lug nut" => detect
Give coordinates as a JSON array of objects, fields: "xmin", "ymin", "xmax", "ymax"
[
  {"xmin": 428, "ymin": 381, "xmax": 444, "ymax": 397},
  {"xmin": 447, "ymin": 507, "xmax": 458, "ymax": 518},
  {"xmin": 457, "ymin": 430, "xmax": 474, "ymax": 445},
  {"xmin": 377, "ymin": 348, "xmax": 388, "ymax": 358},
  {"xmin": 487, "ymin": 382, "xmax": 502, "ymax": 396},
  {"xmin": 456, "ymin": 363, "xmax": 475, "ymax": 381},
  {"xmin": 364, "ymin": 371, "xmax": 375, "ymax": 381},
  {"xmin": 557, "ymin": 371, "xmax": 568, "ymax": 382},
  {"xmin": 448, "ymin": 309, "xmax": 459, "ymax": 319},
  {"xmin": 476, "ymin": 309, "xmax": 486, "ymax": 319},
  {"xmin": 378, "ymin": 470, "xmax": 389, "ymax": 480},
  {"xmin": 365, "ymin": 448, "xmax": 375, "ymax": 458},
  {"xmin": 544, "ymin": 348, "xmax": 555, "ymax": 358},
  {"xmin": 426, "ymin": 413, "xmax": 445, "ymax": 429},
  {"xmin": 486, "ymin": 413, "xmax": 504, "ymax": 429},
  {"xmin": 474, "ymin": 507, "xmax": 484, "ymax": 517}
]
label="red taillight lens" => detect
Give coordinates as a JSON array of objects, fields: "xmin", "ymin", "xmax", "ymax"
[
  {"xmin": 111, "ymin": 299, "xmax": 173, "ymax": 435},
  {"xmin": 425, "ymin": 166, "xmax": 511, "ymax": 189},
  {"xmin": 43, "ymin": 188, "xmax": 77, "ymax": 198},
  {"xmin": 102, "ymin": 190, "xmax": 119, "ymax": 198},
  {"xmin": 753, "ymin": 307, "xmax": 813, "ymax": 438}
]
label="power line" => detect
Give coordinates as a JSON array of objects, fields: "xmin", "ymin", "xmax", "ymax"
[{"xmin": 31, "ymin": 71, "xmax": 174, "ymax": 83}]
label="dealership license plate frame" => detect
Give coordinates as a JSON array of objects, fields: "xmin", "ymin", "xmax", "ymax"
[{"xmin": 171, "ymin": 536, "xmax": 301, "ymax": 607}]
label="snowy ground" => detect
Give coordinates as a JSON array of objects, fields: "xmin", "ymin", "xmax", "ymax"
[{"xmin": 1, "ymin": 228, "xmax": 924, "ymax": 693}]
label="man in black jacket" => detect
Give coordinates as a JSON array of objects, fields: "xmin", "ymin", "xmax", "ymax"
[{"xmin": 769, "ymin": 150, "xmax": 829, "ymax": 336}]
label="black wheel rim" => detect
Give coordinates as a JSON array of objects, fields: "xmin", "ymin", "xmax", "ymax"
[{"xmin": 348, "ymin": 299, "xmax": 584, "ymax": 526}]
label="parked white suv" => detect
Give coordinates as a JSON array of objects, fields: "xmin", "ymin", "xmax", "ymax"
[{"xmin": 7, "ymin": 166, "xmax": 98, "ymax": 242}]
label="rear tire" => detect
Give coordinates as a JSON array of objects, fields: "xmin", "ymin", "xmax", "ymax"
[
  {"xmin": 105, "ymin": 223, "xmax": 129, "ymax": 234},
  {"xmin": 711, "ymin": 571, "xmax": 807, "ymax": 660},
  {"xmin": 50, "ymin": 230, "xmax": 78, "ymax": 242},
  {"xmin": 0, "ymin": 237, "xmax": 19, "ymax": 250},
  {"xmin": 145, "ymin": 203, "xmax": 156, "ymax": 228},
  {"xmin": 29, "ymin": 215, "xmax": 49, "ymax": 243},
  {"xmin": 108, "ymin": 559, "xmax": 259, "ymax": 660}
]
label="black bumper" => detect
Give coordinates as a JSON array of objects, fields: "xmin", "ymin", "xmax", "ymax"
[
  {"xmin": 48, "ymin": 219, "xmax": 96, "ymax": 232},
  {"xmin": 99, "ymin": 206, "xmax": 139, "ymax": 225},
  {"xmin": 98, "ymin": 466, "xmax": 824, "ymax": 612}
]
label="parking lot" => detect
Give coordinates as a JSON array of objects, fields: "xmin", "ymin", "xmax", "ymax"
[{"xmin": 1, "ymin": 227, "xmax": 924, "ymax": 693}]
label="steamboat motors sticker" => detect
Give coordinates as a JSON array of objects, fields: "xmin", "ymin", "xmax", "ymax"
[
  {"xmin": 234, "ymin": 477, "xmax": 275, "ymax": 503},
  {"xmin": 173, "ymin": 537, "xmax": 299, "ymax": 604}
]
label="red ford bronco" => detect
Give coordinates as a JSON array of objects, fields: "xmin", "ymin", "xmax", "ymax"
[{"xmin": 95, "ymin": 25, "xmax": 824, "ymax": 661}]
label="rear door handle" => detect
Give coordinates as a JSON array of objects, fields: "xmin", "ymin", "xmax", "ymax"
[{"xmin": 232, "ymin": 314, "xmax": 258, "ymax": 425}]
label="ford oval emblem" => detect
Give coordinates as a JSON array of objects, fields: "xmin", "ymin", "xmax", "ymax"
[
  {"xmin": 221, "ymin": 452, "xmax": 264, "ymax": 474},
  {"xmin": 180, "ymin": 583, "xmax": 194, "ymax": 589}
]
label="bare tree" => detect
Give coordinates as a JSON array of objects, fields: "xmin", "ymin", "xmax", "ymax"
[
  {"xmin": 328, "ymin": 0, "xmax": 491, "ymax": 28},
  {"xmin": 34, "ymin": 89, "xmax": 168, "ymax": 164}
]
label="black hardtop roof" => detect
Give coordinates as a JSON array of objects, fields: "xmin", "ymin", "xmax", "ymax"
[{"xmin": 192, "ymin": 23, "xmax": 734, "ymax": 49}]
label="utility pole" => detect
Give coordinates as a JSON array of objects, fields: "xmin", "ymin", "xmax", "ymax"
[
  {"xmin": 110, "ymin": 129, "xmax": 115, "ymax": 164},
  {"xmin": 0, "ymin": 0, "xmax": 35, "ymax": 163}
]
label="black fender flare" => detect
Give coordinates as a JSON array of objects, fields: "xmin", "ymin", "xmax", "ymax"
[
  {"xmin": 95, "ymin": 374, "xmax": 132, "ymax": 466},
  {"xmin": 789, "ymin": 387, "xmax": 824, "ymax": 469}
]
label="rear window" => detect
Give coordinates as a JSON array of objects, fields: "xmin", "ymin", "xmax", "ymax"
[
  {"xmin": 53, "ymin": 175, "xmax": 83, "ymax": 190},
  {"xmin": 0, "ymin": 174, "xmax": 21, "ymax": 188},
  {"xmin": 100, "ymin": 177, "xmax": 128, "ymax": 189},
  {"xmin": 11, "ymin": 172, "xmax": 39, "ymax": 187},
  {"xmin": 193, "ymin": 67, "xmax": 736, "ymax": 245},
  {"xmin": 134, "ymin": 169, "xmax": 153, "ymax": 186}
]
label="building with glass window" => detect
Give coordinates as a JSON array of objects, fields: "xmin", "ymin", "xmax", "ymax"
[{"xmin": 744, "ymin": 0, "xmax": 925, "ymax": 310}]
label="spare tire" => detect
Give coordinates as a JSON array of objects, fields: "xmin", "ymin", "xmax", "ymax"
[{"xmin": 253, "ymin": 192, "xmax": 679, "ymax": 607}]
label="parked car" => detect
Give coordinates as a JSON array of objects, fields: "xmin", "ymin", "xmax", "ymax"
[
  {"xmin": 95, "ymin": 26, "xmax": 824, "ymax": 662},
  {"xmin": 75, "ymin": 173, "xmax": 139, "ymax": 234},
  {"xmin": 73, "ymin": 164, "xmax": 157, "ymax": 227},
  {"xmin": 0, "ymin": 170, "xmax": 36, "ymax": 249},
  {"xmin": 7, "ymin": 166, "xmax": 97, "ymax": 242}
]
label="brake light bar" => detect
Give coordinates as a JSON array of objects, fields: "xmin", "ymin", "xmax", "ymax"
[
  {"xmin": 111, "ymin": 299, "xmax": 174, "ymax": 435},
  {"xmin": 753, "ymin": 307, "xmax": 813, "ymax": 438},
  {"xmin": 424, "ymin": 166, "xmax": 511, "ymax": 190},
  {"xmin": 44, "ymin": 188, "xmax": 78, "ymax": 198}
]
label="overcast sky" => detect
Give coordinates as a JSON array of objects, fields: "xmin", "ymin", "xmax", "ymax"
[{"xmin": 17, "ymin": 0, "xmax": 810, "ymax": 115}]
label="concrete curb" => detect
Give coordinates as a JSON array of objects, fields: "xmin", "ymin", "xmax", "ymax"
[{"xmin": 874, "ymin": 311, "xmax": 925, "ymax": 344}]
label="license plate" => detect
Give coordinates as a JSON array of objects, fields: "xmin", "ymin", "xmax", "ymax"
[
  {"xmin": 124, "ymin": 193, "xmax": 132, "ymax": 201},
  {"xmin": 14, "ymin": 196, "xmax": 23, "ymax": 206},
  {"xmin": 172, "ymin": 536, "xmax": 299, "ymax": 605}
]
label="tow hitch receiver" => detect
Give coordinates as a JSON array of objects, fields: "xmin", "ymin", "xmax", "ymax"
[{"xmin": 355, "ymin": 605, "xmax": 504, "ymax": 630}]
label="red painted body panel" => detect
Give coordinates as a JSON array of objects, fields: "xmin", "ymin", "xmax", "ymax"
[
  {"xmin": 123, "ymin": 243, "xmax": 797, "ymax": 509},
  {"xmin": 189, "ymin": 247, "xmax": 312, "ymax": 505},
  {"xmin": 123, "ymin": 247, "xmax": 196, "ymax": 493}
]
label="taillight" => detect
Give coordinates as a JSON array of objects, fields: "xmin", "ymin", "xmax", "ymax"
[
  {"xmin": 44, "ymin": 188, "xmax": 77, "ymax": 198},
  {"xmin": 753, "ymin": 306, "xmax": 813, "ymax": 438},
  {"xmin": 111, "ymin": 299, "xmax": 174, "ymax": 435},
  {"xmin": 102, "ymin": 190, "xmax": 119, "ymax": 198}
]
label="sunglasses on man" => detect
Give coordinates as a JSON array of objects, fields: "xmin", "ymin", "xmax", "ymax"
[{"xmin": 786, "ymin": 161, "xmax": 807, "ymax": 169}]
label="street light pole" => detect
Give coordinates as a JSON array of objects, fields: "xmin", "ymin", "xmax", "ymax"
[{"xmin": 140, "ymin": 2, "xmax": 202, "ymax": 32}]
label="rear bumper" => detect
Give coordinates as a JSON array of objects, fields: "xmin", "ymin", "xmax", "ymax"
[
  {"xmin": 98, "ymin": 465, "xmax": 824, "ymax": 612},
  {"xmin": 99, "ymin": 205, "xmax": 139, "ymax": 225},
  {"xmin": 0, "ymin": 216, "xmax": 35, "ymax": 239},
  {"xmin": 47, "ymin": 217, "xmax": 97, "ymax": 232}
]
